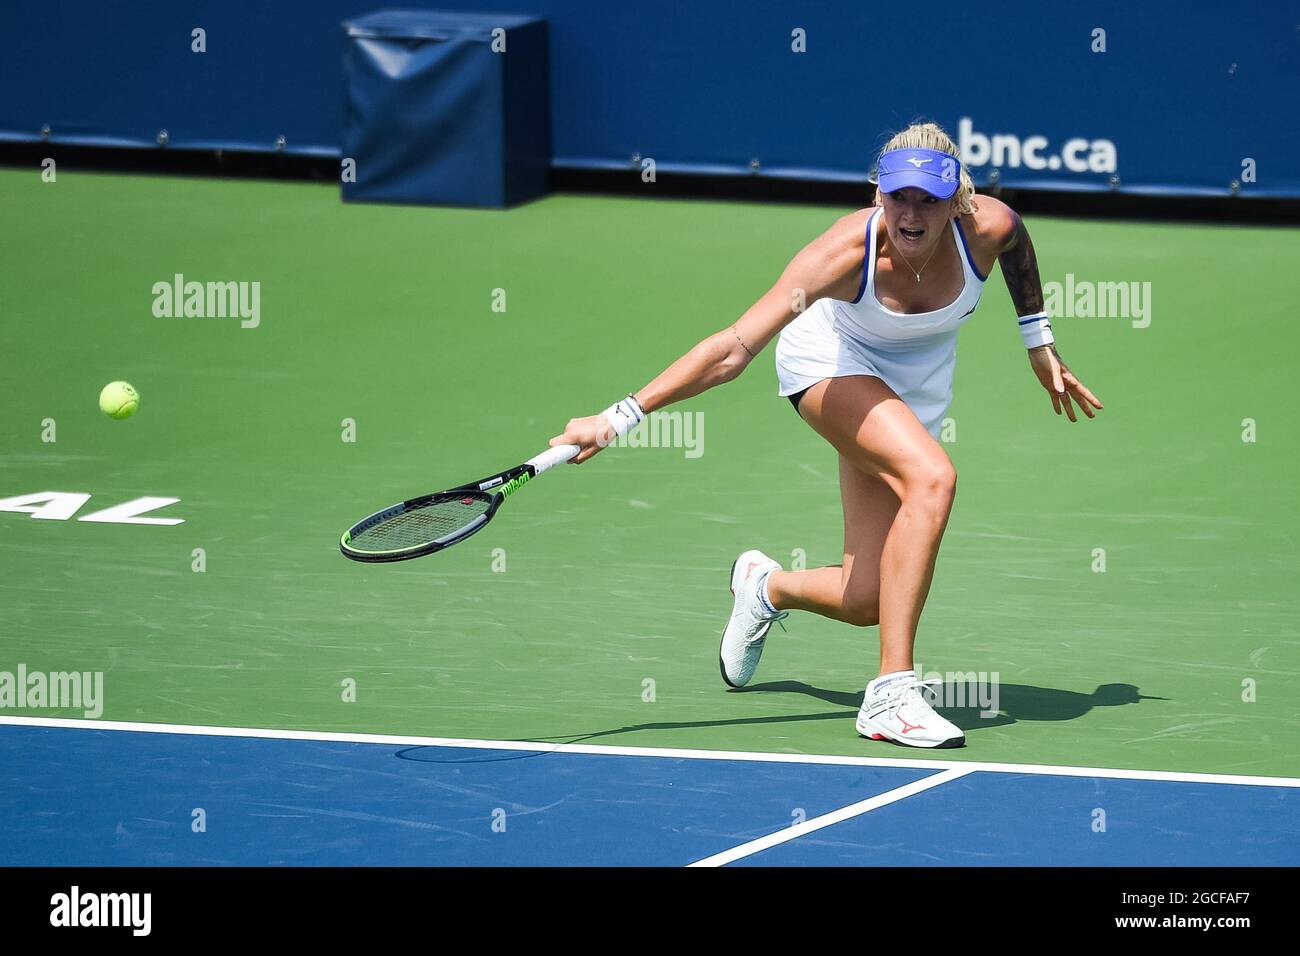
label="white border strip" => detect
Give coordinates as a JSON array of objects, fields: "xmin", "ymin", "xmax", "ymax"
[
  {"xmin": 1, "ymin": 715, "xmax": 1297, "ymax": 788},
  {"xmin": 689, "ymin": 768, "xmax": 974, "ymax": 867}
]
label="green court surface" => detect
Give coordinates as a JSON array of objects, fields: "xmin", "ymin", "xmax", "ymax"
[{"xmin": 1, "ymin": 168, "xmax": 1297, "ymax": 778}]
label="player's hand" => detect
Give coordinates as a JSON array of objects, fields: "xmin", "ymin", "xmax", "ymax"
[
  {"xmin": 550, "ymin": 414, "xmax": 617, "ymax": 463},
  {"xmin": 1028, "ymin": 345, "xmax": 1103, "ymax": 422}
]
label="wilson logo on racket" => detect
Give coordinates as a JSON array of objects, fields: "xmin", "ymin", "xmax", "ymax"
[{"xmin": 499, "ymin": 474, "xmax": 530, "ymax": 498}]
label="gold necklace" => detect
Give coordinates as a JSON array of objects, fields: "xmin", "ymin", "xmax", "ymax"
[{"xmin": 891, "ymin": 235, "xmax": 941, "ymax": 283}]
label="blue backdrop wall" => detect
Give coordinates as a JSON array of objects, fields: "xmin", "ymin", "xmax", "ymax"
[{"xmin": 2, "ymin": 1, "xmax": 1295, "ymax": 196}]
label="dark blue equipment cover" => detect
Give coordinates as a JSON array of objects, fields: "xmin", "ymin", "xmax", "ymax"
[{"xmin": 341, "ymin": 10, "xmax": 549, "ymax": 207}]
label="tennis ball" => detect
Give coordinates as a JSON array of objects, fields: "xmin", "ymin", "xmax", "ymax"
[{"xmin": 99, "ymin": 381, "xmax": 140, "ymax": 420}]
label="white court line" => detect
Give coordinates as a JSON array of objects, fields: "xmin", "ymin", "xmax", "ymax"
[
  {"xmin": 688, "ymin": 768, "xmax": 974, "ymax": 867},
  {"xmin": 1, "ymin": 715, "xmax": 1298, "ymax": 788}
]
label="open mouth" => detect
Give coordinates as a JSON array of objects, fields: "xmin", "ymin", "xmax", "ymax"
[{"xmin": 899, "ymin": 226, "xmax": 925, "ymax": 243}]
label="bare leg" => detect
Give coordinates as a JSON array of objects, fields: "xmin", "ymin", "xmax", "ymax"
[
  {"xmin": 767, "ymin": 454, "xmax": 898, "ymax": 627},
  {"xmin": 765, "ymin": 376, "xmax": 956, "ymax": 675}
]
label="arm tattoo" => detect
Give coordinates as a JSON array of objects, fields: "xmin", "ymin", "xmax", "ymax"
[
  {"xmin": 729, "ymin": 324, "xmax": 757, "ymax": 359},
  {"xmin": 998, "ymin": 213, "xmax": 1045, "ymax": 316}
]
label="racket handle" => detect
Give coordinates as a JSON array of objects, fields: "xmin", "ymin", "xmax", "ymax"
[{"xmin": 527, "ymin": 444, "xmax": 580, "ymax": 475}]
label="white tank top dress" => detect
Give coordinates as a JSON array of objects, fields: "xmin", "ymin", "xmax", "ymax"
[{"xmin": 775, "ymin": 206, "xmax": 987, "ymax": 438}]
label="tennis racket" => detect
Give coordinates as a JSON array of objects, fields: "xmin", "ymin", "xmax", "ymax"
[{"xmin": 339, "ymin": 443, "xmax": 580, "ymax": 563}]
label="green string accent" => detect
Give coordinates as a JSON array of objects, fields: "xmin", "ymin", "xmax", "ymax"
[{"xmin": 499, "ymin": 472, "xmax": 532, "ymax": 499}]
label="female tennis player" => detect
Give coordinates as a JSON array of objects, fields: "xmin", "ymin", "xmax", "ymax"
[{"xmin": 550, "ymin": 122, "xmax": 1102, "ymax": 748}]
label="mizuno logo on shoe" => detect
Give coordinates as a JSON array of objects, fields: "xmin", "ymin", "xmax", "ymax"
[{"xmin": 897, "ymin": 716, "xmax": 925, "ymax": 734}]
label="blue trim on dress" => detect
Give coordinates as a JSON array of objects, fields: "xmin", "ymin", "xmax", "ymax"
[
  {"xmin": 952, "ymin": 217, "xmax": 988, "ymax": 282},
  {"xmin": 851, "ymin": 208, "xmax": 878, "ymax": 305}
]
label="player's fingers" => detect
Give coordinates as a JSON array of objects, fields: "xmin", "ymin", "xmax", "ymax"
[
  {"xmin": 1050, "ymin": 357, "xmax": 1065, "ymax": 396},
  {"xmin": 1068, "ymin": 375, "xmax": 1104, "ymax": 410},
  {"xmin": 550, "ymin": 429, "xmax": 581, "ymax": 450},
  {"xmin": 1059, "ymin": 388, "xmax": 1078, "ymax": 422},
  {"xmin": 1060, "ymin": 368, "xmax": 1103, "ymax": 410},
  {"xmin": 583, "ymin": 431, "xmax": 615, "ymax": 461},
  {"xmin": 1065, "ymin": 378, "xmax": 1097, "ymax": 419},
  {"xmin": 1050, "ymin": 387, "xmax": 1062, "ymax": 416}
]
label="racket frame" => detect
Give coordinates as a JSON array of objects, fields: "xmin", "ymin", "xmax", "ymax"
[{"xmin": 339, "ymin": 444, "xmax": 577, "ymax": 563}]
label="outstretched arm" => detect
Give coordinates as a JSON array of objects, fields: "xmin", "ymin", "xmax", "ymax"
[
  {"xmin": 997, "ymin": 209, "xmax": 1103, "ymax": 422},
  {"xmin": 550, "ymin": 216, "xmax": 864, "ymax": 462}
]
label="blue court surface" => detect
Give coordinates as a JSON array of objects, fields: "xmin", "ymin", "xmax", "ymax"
[{"xmin": 2, "ymin": 720, "xmax": 1297, "ymax": 867}]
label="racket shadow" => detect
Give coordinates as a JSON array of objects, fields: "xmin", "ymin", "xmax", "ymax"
[
  {"xmin": 390, "ymin": 711, "xmax": 853, "ymax": 763},
  {"xmin": 525, "ymin": 707, "xmax": 858, "ymax": 747}
]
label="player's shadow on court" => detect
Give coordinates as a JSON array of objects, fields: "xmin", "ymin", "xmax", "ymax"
[
  {"xmin": 509, "ymin": 681, "xmax": 1166, "ymax": 749},
  {"xmin": 742, "ymin": 679, "xmax": 1168, "ymax": 732}
]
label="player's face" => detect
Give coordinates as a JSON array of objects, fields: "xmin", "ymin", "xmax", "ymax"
[{"xmin": 881, "ymin": 187, "xmax": 953, "ymax": 254}]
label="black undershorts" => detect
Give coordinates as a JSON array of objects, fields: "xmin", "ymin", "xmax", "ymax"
[{"xmin": 787, "ymin": 385, "xmax": 811, "ymax": 413}]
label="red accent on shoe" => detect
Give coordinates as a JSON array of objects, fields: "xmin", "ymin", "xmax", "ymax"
[{"xmin": 897, "ymin": 716, "xmax": 925, "ymax": 735}]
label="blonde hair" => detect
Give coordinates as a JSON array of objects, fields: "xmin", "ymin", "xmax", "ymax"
[{"xmin": 874, "ymin": 121, "xmax": 976, "ymax": 215}]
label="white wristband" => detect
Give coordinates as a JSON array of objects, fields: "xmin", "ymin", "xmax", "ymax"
[
  {"xmin": 1018, "ymin": 312, "xmax": 1055, "ymax": 349},
  {"xmin": 601, "ymin": 395, "xmax": 645, "ymax": 438}
]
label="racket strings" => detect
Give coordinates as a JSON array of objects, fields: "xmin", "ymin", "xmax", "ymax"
[{"xmin": 350, "ymin": 497, "xmax": 491, "ymax": 551}]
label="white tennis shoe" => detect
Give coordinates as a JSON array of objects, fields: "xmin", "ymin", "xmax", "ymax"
[
  {"xmin": 718, "ymin": 550, "xmax": 787, "ymax": 688},
  {"xmin": 856, "ymin": 677, "xmax": 965, "ymax": 748}
]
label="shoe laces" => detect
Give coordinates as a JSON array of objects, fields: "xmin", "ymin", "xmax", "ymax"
[
  {"xmin": 746, "ymin": 610, "xmax": 788, "ymax": 644},
  {"xmin": 873, "ymin": 676, "xmax": 941, "ymax": 712}
]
